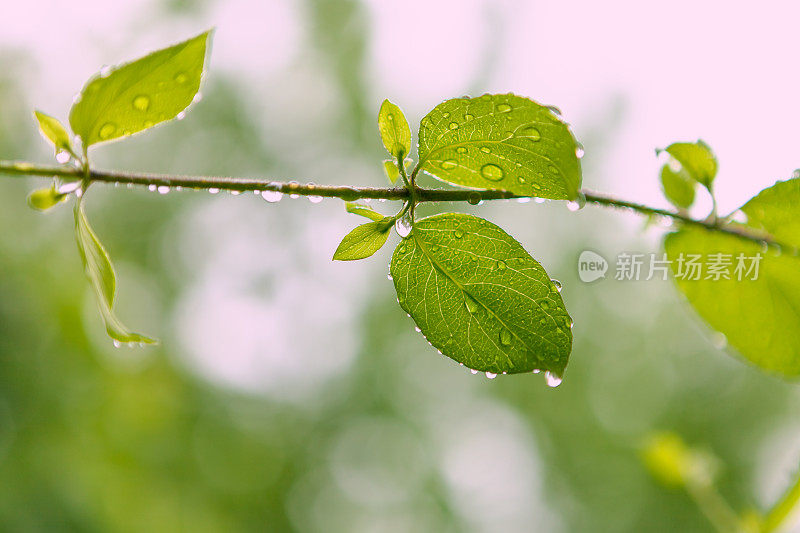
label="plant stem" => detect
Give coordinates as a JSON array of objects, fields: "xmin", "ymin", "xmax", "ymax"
[
  {"xmin": 1, "ymin": 159, "xmax": 795, "ymax": 253},
  {"xmin": 685, "ymin": 480, "xmax": 745, "ymax": 533}
]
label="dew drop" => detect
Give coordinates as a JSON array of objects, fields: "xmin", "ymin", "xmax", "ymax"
[
  {"xmin": 456, "ymin": 147, "xmax": 467, "ymax": 154},
  {"xmin": 230, "ymin": 190, "xmax": 241, "ymax": 196},
  {"xmin": 261, "ymin": 190, "xmax": 283, "ymax": 203},
  {"xmin": 517, "ymin": 197, "xmax": 531, "ymax": 203},
  {"xmin": 395, "ymin": 214, "xmax": 412, "ymax": 238},
  {"xmin": 99, "ymin": 65, "xmax": 112, "ymax": 78},
  {"xmin": 496, "ymin": 260, "xmax": 507, "ymax": 270},
  {"xmin": 551, "ymin": 279, "xmax": 563, "ymax": 292},
  {"xmin": 148, "ymin": 184, "xmax": 157, "ymax": 192},
  {"xmin": 575, "ymin": 143, "xmax": 585, "ymax": 158},
  {"xmin": 518, "ymin": 126, "xmax": 541, "ymax": 141},
  {"xmin": 470, "ymin": 369, "xmax": 479, "ymax": 374},
  {"xmin": 209, "ymin": 188, "xmax": 220, "ymax": 194},
  {"xmin": 544, "ymin": 371, "xmax": 562, "ymax": 387},
  {"xmin": 497, "ymin": 103, "xmax": 512, "ymax": 113},
  {"xmin": 464, "ymin": 113, "xmax": 474, "ymax": 121},
  {"xmin": 566, "ymin": 201, "xmax": 580, "ymax": 212},
  {"xmin": 309, "ymin": 195, "xmax": 323, "ymax": 203},
  {"xmin": 464, "ymin": 295, "xmax": 479, "ymax": 314},
  {"xmin": 387, "ymin": 273, "xmax": 393, "ymax": 281},
  {"xmin": 176, "ymin": 111, "xmax": 187, "ymax": 121},
  {"xmin": 55, "ymin": 151, "xmax": 71, "ymax": 164},
  {"xmin": 454, "ymin": 229, "xmax": 464, "ymax": 239},
  {"xmin": 480, "ymin": 163, "xmax": 505, "ymax": 182},
  {"xmin": 499, "ymin": 328, "xmax": 512, "ymax": 346},
  {"xmin": 440, "ymin": 159, "xmax": 458, "ymax": 170},
  {"xmin": 448, "ymin": 122, "xmax": 458, "ymax": 130},
  {"xmin": 157, "ymin": 185, "xmax": 170, "ymax": 194},
  {"xmin": 485, "ymin": 372, "xmax": 498, "ymax": 379},
  {"xmin": 98, "ymin": 122, "xmax": 116, "ymax": 140},
  {"xmin": 112, "ymin": 340, "xmax": 121, "ymax": 348},
  {"xmin": 480, "ymin": 146, "xmax": 491, "ymax": 154},
  {"xmin": 467, "ymin": 192, "xmax": 482, "ymax": 205},
  {"xmin": 132, "ymin": 95, "xmax": 150, "ymax": 111},
  {"xmin": 398, "ymin": 244, "xmax": 407, "ymax": 254},
  {"xmin": 711, "ymin": 332, "xmax": 727, "ymax": 349},
  {"xmin": 414, "ymin": 326, "xmax": 422, "ymax": 333}
]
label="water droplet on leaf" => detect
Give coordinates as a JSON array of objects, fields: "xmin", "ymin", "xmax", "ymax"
[
  {"xmin": 544, "ymin": 371, "xmax": 562, "ymax": 387},
  {"xmin": 261, "ymin": 190, "xmax": 283, "ymax": 202},
  {"xmin": 133, "ymin": 95, "xmax": 150, "ymax": 111},
  {"xmin": 499, "ymin": 328, "xmax": 512, "ymax": 346},
  {"xmin": 480, "ymin": 163, "xmax": 504, "ymax": 182},
  {"xmin": 98, "ymin": 122, "xmax": 116, "ymax": 140}
]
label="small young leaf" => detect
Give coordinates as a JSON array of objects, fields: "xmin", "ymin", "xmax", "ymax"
[
  {"xmin": 390, "ymin": 213, "xmax": 572, "ymax": 376},
  {"xmin": 74, "ymin": 197, "xmax": 156, "ymax": 344},
  {"xmin": 33, "ymin": 111, "xmax": 73, "ymax": 154},
  {"xmin": 416, "ymin": 94, "xmax": 582, "ymax": 200},
  {"xmin": 378, "ymin": 100, "xmax": 411, "ymax": 159},
  {"xmin": 27, "ymin": 186, "xmax": 67, "ymax": 211},
  {"xmin": 664, "ymin": 140, "xmax": 717, "ymax": 189},
  {"xmin": 333, "ymin": 218, "xmax": 392, "ymax": 261},
  {"xmin": 69, "ymin": 31, "xmax": 211, "ymax": 148},
  {"xmin": 383, "ymin": 160, "xmax": 400, "ymax": 184},
  {"xmin": 345, "ymin": 202, "xmax": 385, "ymax": 221},
  {"xmin": 660, "ymin": 165, "xmax": 696, "ymax": 209}
]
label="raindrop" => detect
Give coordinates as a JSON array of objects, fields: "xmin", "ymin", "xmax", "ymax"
[
  {"xmin": 387, "ymin": 273, "xmax": 393, "ymax": 281},
  {"xmin": 448, "ymin": 122, "xmax": 458, "ymax": 130},
  {"xmin": 575, "ymin": 143, "xmax": 585, "ymax": 158},
  {"xmin": 132, "ymin": 95, "xmax": 150, "ymax": 111},
  {"xmin": 99, "ymin": 65, "xmax": 112, "ymax": 78},
  {"xmin": 148, "ymin": 184, "xmax": 157, "ymax": 192},
  {"xmin": 98, "ymin": 122, "xmax": 116, "ymax": 140},
  {"xmin": 157, "ymin": 185, "xmax": 170, "ymax": 194},
  {"xmin": 440, "ymin": 159, "xmax": 458, "ymax": 170},
  {"xmin": 464, "ymin": 113, "xmax": 474, "ymax": 121},
  {"xmin": 480, "ymin": 163, "xmax": 505, "ymax": 182},
  {"xmin": 261, "ymin": 190, "xmax": 283, "ymax": 202},
  {"xmin": 517, "ymin": 126, "xmax": 541, "ymax": 141},
  {"xmin": 496, "ymin": 260, "xmax": 507, "ymax": 270},
  {"xmin": 55, "ymin": 151, "xmax": 71, "ymax": 164},
  {"xmin": 499, "ymin": 328, "xmax": 512, "ymax": 346},
  {"xmin": 209, "ymin": 188, "xmax": 220, "ymax": 194},
  {"xmin": 470, "ymin": 369, "xmax": 479, "ymax": 375},
  {"xmin": 192, "ymin": 92, "xmax": 203, "ymax": 104},
  {"xmin": 464, "ymin": 295, "xmax": 479, "ymax": 314},
  {"xmin": 566, "ymin": 201, "xmax": 581, "ymax": 212},
  {"xmin": 414, "ymin": 326, "xmax": 422, "ymax": 333},
  {"xmin": 551, "ymin": 279, "xmax": 563, "ymax": 292},
  {"xmin": 480, "ymin": 146, "xmax": 491, "ymax": 154},
  {"xmin": 395, "ymin": 215, "xmax": 412, "ymax": 238},
  {"xmin": 517, "ymin": 197, "xmax": 531, "ymax": 203},
  {"xmin": 711, "ymin": 332, "xmax": 727, "ymax": 349},
  {"xmin": 230, "ymin": 190, "xmax": 241, "ymax": 196},
  {"xmin": 544, "ymin": 371, "xmax": 562, "ymax": 387},
  {"xmin": 534, "ymin": 197, "xmax": 546, "ymax": 204},
  {"xmin": 309, "ymin": 195, "xmax": 323, "ymax": 203},
  {"xmin": 176, "ymin": 111, "xmax": 187, "ymax": 121},
  {"xmin": 467, "ymin": 192, "xmax": 482, "ymax": 205},
  {"xmin": 454, "ymin": 229, "xmax": 464, "ymax": 239},
  {"xmin": 456, "ymin": 147, "xmax": 467, "ymax": 154},
  {"xmin": 497, "ymin": 103, "xmax": 512, "ymax": 113},
  {"xmin": 112, "ymin": 340, "xmax": 121, "ymax": 348},
  {"xmin": 485, "ymin": 372, "xmax": 498, "ymax": 379}
]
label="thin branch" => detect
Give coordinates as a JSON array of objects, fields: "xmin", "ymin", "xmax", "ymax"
[{"xmin": 1, "ymin": 159, "xmax": 796, "ymax": 254}]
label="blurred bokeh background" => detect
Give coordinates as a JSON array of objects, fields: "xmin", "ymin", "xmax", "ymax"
[{"xmin": 1, "ymin": 1, "xmax": 800, "ymax": 531}]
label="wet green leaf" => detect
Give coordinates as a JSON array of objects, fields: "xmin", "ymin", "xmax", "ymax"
[
  {"xmin": 378, "ymin": 99, "xmax": 411, "ymax": 159},
  {"xmin": 416, "ymin": 94, "xmax": 582, "ymax": 200},
  {"xmin": 333, "ymin": 218, "xmax": 392, "ymax": 261},
  {"xmin": 741, "ymin": 177, "xmax": 800, "ymax": 248},
  {"xmin": 665, "ymin": 226, "xmax": 800, "ymax": 377},
  {"xmin": 390, "ymin": 213, "xmax": 572, "ymax": 376},
  {"xmin": 33, "ymin": 111, "xmax": 73, "ymax": 154},
  {"xmin": 74, "ymin": 197, "xmax": 156, "ymax": 344},
  {"xmin": 69, "ymin": 31, "xmax": 211, "ymax": 148},
  {"xmin": 660, "ymin": 165, "xmax": 696, "ymax": 209},
  {"xmin": 345, "ymin": 202, "xmax": 385, "ymax": 222},
  {"xmin": 27, "ymin": 186, "xmax": 67, "ymax": 211},
  {"xmin": 664, "ymin": 140, "xmax": 717, "ymax": 189}
]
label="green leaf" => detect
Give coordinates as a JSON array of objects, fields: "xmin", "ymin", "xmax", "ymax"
[
  {"xmin": 390, "ymin": 213, "xmax": 572, "ymax": 376},
  {"xmin": 27, "ymin": 186, "xmax": 68, "ymax": 211},
  {"xmin": 345, "ymin": 202, "xmax": 385, "ymax": 222},
  {"xmin": 378, "ymin": 99, "xmax": 411, "ymax": 159},
  {"xmin": 333, "ymin": 218, "xmax": 392, "ymax": 261},
  {"xmin": 69, "ymin": 31, "xmax": 211, "ymax": 148},
  {"xmin": 660, "ymin": 165, "xmax": 696, "ymax": 209},
  {"xmin": 665, "ymin": 226, "xmax": 800, "ymax": 377},
  {"xmin": 416, "ymin": 94, "xmax": 582, "ymax": 200},
  {"xmin": 383, "ymin": 160, "xmax": 400, "ymax": 184},
  {"xmin": 74, "ymin": 197, "xmax": 156, "ymax": 345},
  {"xmin": 664, "ymin": 140, "xmax": 717, "ymax": 189},
  {"xmin": 34, "ymin": 111, "xmax": 73, "ymax": 154},
  {"xmin": 740, "ymin": 177, "xmax": 800, "ymax": 248}
]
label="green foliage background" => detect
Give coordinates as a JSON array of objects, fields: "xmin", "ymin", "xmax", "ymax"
[{"xmin": 1, "ymin": 1, "xmax": 799, "ymax": 531}]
